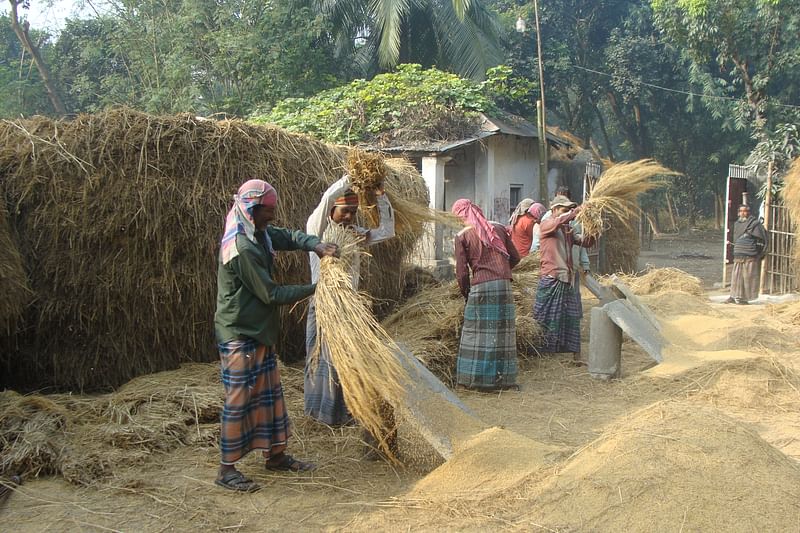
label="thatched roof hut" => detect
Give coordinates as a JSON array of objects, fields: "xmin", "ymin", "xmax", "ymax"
[{"xmin": 0, "ymin": 109, "xmax": 427, "ymax": 391}]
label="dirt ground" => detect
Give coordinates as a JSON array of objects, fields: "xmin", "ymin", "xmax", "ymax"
[
  {"xmin": 4, "ymin": 228, "xmax": 800, "ymax": 532},
  {"xmin": 638, "ymin": 229, "xmax": 724, "ymax": 288}
]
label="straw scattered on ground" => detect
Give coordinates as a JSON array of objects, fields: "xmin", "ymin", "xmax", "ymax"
[
  {"xmin": 578, "ymin": 159, "xmax": 675, "ymax": 239},
  {"xmin": 383, "ymin": 253, "xmax": 544, "ymax": 384},
  {"xmin": 0, "ymin": 363, "xmax": 223, "ymax": 484},
  {"xmin": 613, "ymin": 266, "xmax": 704, "ymax": 296}
]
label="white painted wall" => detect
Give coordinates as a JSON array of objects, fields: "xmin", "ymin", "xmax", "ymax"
[
  {"xmin": 443, "ymin": 147, "xmax": 475, "ymax": 210},
  {"xmin": 486, "ymin": 136, "xmax": 540, "ymax": 222}
]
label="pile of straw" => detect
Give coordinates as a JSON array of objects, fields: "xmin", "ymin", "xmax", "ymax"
[
  {"xmin": 577, "ymin": 160, "xmax": 674, "ymax": 239},
  {"xmin": 782, "ymin": 157, "xmax": 800, "ymax": 268},
  {"xmin": 0, "ymin": 363, "xmax": 223, "ymax": 483},
  {"xmin": 0, "ymin": 392, "xmax": 69, "ymax": 478},
  {"xmin": 312, "ymin": 224, "xmax": 410, "ymax": 461},
  {"xmin": 613, "ymin": 267, "xmax": 704, "ymax": 296},
  {"xmin": 383, "ymin": 256, "xmax": 544, "ymax": 383},
  {"xmin": 0, "ymin": 109, "xmax": 429, "ymax": 391}
]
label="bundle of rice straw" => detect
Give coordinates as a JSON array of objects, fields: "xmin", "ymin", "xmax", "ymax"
[
  {"xmin": 347, "ymin": 151, "xmax": 386, "ymax": 227},
  {"xmin": 381, "ymin": 158, "xmax": 465, "ymax": 235},
  {"xmin": 312, "ymin": 223, "xmax": 410, "ymax": 461},
  {"xmin": 782, "ymin": 158, "xmax": 800, "ymax": 267},
  {"xmin": 577, "ymin": 160, "xmax": 676, "ymax": 239}
]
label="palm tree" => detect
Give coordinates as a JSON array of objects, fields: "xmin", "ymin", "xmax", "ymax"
[{"xmin": 317, "ymin": 0, "xmax": 502, "ymax": 79}]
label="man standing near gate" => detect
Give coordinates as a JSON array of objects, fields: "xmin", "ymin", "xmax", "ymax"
[{"xmin": 727, "ymin": 204, "xmax": 767, "ymax": 305}]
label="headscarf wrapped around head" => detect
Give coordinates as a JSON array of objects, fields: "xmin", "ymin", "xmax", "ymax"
[
  {"xmin": 220, "ymin": 179, "xmax": 278, "ymax": 265},
  {"xmin": 451, "ymin": 199, "xmax": 509, "ymax": 257},
  {"xmin": 509, "ymin": 198, "xmax": 535, "ymax": 227},
  {"xmin": 527, "ymin": 202, "xmax": 547, "ymax": 222},
  {"xmin": 333, "ymin": 190, "xmax": 359, "ymax": 208}
]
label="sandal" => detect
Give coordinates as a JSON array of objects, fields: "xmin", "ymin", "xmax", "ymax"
[
  {"xmin": 215, "ymin": 470, "xmax": 260, "ymax": 492},
  {"xmin": 265, "ymin": 453, "xmax": 316, "ymax": 472}
]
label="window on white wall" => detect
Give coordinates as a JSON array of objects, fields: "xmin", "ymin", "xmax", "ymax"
[{"xmin": 510, "ymin": 184, "xmax": 523, "ymax": 213}]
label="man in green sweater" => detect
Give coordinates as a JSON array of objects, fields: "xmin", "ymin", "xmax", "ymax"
[{"xmin": 214, "ymin": 179, "xmax": 337, "ymax": 492}]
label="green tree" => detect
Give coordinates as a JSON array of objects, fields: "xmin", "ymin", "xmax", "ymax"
[
  {"xmin": 0, "ymin": 13, "xmax": 50, "ymax": 117},
  {"xmin": 651, "ymin": 0, "xmax": 800, "ymax": 138},
  {"xmin": 253, "ymin": 64, "xmax": 498, "ymax": 144},
  {"xmin": 44, "ymin": 0, "xmax": 348, "ymax": 116},
  {"xmin": 50, "ymin": 17, "xmax": 134, "ymax": 112},
  {"xmin": 319, "ymin": 0, "xmax": 503, "ymax": 79}
]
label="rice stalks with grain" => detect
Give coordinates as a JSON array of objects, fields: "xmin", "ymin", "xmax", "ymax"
[
  {"xmin": 313, "ymin": 224, "xmax": 410, "ymax": 461},
  {"xmin": 578, "ymin": 159, "xmax": 676, "ymax": 239}
]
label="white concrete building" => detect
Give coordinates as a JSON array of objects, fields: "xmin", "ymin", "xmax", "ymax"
[{"xmin": 375, "ymin": 112, "xmax": 572, "ymax": 269}]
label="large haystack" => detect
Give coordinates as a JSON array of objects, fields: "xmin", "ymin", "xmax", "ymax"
[
  {"xmin": 0, "ymin": 109, "xmax": 427, "ymax": 391},
  {"xmin": 0, "ymin": 198, "xmax": 29, "ymax": 333}
]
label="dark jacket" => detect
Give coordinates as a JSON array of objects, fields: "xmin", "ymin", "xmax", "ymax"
[
  {"xmin": 733, "ymin": 216, "xmax": 767, "ymax": 258},
  {"xmin": 215, "ymin": 227, "xmax": 320, "ymax": 346}
]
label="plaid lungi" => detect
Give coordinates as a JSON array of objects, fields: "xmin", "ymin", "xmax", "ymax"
[
  {"xmin": 731, "ymin": 256, "xmax": 761, "ymax": 302},
  {"xmin": 457, "ymin": 279, "xmax": 517, "ymax": 390},
  {"xmin": 219, "ymin": 338, "xmax": 289, "ymax": 465},
  {"xmin": 304, "ymin": 300, "xmax": 353, "ymax": 426},
  {"xmin": 534, "ymin": 275, "xmax": 582, "ymax": 353}
]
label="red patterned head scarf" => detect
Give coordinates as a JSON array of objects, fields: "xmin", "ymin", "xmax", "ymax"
[
  {"xmin": 333, "ymin": 190, "xmax": 359, "ymax": 207},
  {"xmin": 220, "ymin": 179, "xmax": 277, "ymax": 264},
  {"xmin": 451, "ymin": 199, "xmax": 509, "ymax": 257},
  {"xmin": 527, "ymin": 202, "xmax": 547, "ymax": 222}
]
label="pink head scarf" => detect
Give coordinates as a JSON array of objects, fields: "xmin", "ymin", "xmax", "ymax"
[
  {"xmin": 451, "ymin": 199, "xmax": 509, "ymax": 257},
  {"xmin": 220, "ymin": 179, "xmax": 278, "ymax": 265},
  {"xmin": 528, "ymin": 202, "xmax": 547, "ymax": 222}
]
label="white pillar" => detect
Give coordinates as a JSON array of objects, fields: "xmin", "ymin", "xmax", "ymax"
[
  {"xmin": 485, "ymin": 141, "xmax": 496, "ymax": 218},
  {"xmin": 422, "ymin": 155, "xmax": 446, "ymax": 262}
]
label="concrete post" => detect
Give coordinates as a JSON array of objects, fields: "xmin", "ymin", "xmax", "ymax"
[
  {"xmin": 421, "ymin": 156, "xmax": 446, "ymax": 261},
  {"xmin": 588, "ymin": 306, "xmax": 622, "ymax": 380}
]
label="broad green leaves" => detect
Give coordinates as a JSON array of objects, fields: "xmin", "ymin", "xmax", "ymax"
[{"xmin": 252, "ymin": 64, "xmax": 502, "ymax": 145}]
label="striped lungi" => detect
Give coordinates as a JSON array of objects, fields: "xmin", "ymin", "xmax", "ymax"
[
  {"xmin": 457, "ymin": 279, "xmax": 517, "ymax": 390},
  {"xmin": 533, "ymin": 275, "xmax": 582, "ymax": 353},
  {"xmin": 730, "ymin": 256, "xmax": 761, "ymax": 302},
  {"xmin": 304, "ymin": 300, "xmax": 353, "ymax": 426},
  {"xmin": 219, "ymin": 338, "xmax": 289, "ymax": 465}
]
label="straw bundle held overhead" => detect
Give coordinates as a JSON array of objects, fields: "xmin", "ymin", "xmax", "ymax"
[
  {"xmin": 347, "ymin": 151, "xmax": 386, "ymax": 228},
  {"xmin": 782, "ymin": 157, "xmax": 800, "ymax": 268},
  {"xmin": 577, "ymin": 159, "xmax": 675, "ymax": 239},
  {"xmin": 312, "ymin": 224, "xmax": 410, "ymax": 461}
]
